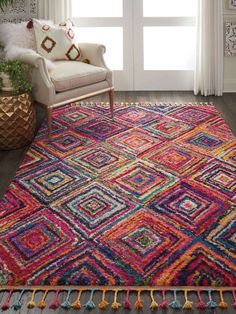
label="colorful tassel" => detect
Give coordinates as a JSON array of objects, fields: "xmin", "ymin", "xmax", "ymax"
[
  {"xmin": 150, "ymin": 290, "xmax": 158, "ymax": 311},
  {"xmin": 99, "ymin": 289, "xmax": 109, "ymax": 310},
  {"xmin": 207, "ymin": 290, "xmax": 217, "ymax": 308},
  {"xmin": 196, "ymin": 290, "xmax": 206, "ymax": 310},
  {"xmin": 232, "ymin": 290, "xmax": 236, "ymax": 309},
  {"xmin": 169, "ymin": 290, "xmax": 182, "ymax": 310},
  {"xmin": 12, "ymin": 289, "xmax": 25, "ymax": 311},
  {"xmin": 84, "ymin": 289, "xmax": 96, "ymax": 311},
  {"xmin": 160, "ymin": 290, "xmax": 168, "ymax": 309},
  {"xmin": 1, "ymin": 289, "xmax": 13, "ymax": 311},
  {"xmin": 135, "ymin": 289, "xmax": 143, "ymax": 309},
  {"xmin": 38, "ymin": 289, "xmax": 48, "ymax": 309},
  {"xmin": 71, "ymin": 290, "xmax": 82, "ymax": 309},
  {"xmin": 49, "ymin": 289, "xmax": 61, "ymax": 309},
  {"xmin": 182, "ymin": 290, "xmax": 193, "ymax": 310},
  {"xmin": 123, "ymin": 290, "xmax": 131, "ymax": 310},
  {"xmin": 219, "ymin": 290, "xmax": 228, "ymax": 309},
  {"xmin": 61, "ymin": 289, "xmax": 72, "ymax": 309},
  {"xmin": 27, "ymin": 289, "xmax": 37, "ymax": 309},
  {"xmin": 112, "ymin": 289, "xmax": 121, "ymax": 310}
]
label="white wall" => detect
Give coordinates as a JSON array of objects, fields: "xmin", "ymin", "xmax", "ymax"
[{"xmin": 224, "ymin": 0, "xmax": 236, "ymax": 92}]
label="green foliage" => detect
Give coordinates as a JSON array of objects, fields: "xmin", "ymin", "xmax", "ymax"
[
  {"xmin": 0, "ymin": 60, "xmax": 32, "ymax": 94},
  {"xmin": 0, "ymin": 0, "xmax": 16, "ymax": 12}
]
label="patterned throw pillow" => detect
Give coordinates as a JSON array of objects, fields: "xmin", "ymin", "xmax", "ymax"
[{"xmin": 33, "ymin": 19, "xmax": 81, "ymax": 61}]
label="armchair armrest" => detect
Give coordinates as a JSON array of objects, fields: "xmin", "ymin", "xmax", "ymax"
[
  {"xmin": 16, "ymin": 51, "xmax": 55, "ymax": 105},
  {"xmin": 17, "ymin": 52, "xmax": 54, "ymax": 90},
  {"xmin": 79, "ymin": 43, "xmax": 110, "ymax": 69}
]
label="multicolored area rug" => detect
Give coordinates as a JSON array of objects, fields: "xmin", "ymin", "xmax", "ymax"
[{"xmin": 0, "ymin": 102, "xmax": 236, "ymax": 311}]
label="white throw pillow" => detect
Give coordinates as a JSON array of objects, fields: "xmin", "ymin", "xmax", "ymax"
[{"xmin": 33, "ymin": 19, "xmax": 82, "ymax": 61}]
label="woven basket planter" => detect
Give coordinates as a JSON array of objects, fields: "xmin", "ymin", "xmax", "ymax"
[{"xmin": 0, "ymin": 92, "xmax": 35, "ymax": 150}]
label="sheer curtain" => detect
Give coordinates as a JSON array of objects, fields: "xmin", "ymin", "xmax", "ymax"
[
  {"xmin": 39, "ymin": 0, "xmax": 71, "ymax": 24},
  {"xmin": 194, "ymin": 0, "xmax": 224, "ymax": 96}
]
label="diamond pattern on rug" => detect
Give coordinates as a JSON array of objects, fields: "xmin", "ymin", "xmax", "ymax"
[
  {"xmin": 144, "ymin": 116, "xmax": 194, "ymax": 140},
  {"xmin": 29, "ymin": 243, "xmax": 139, "ymax": 286},
  {"xmin": 35, "ymin": 119, "xmax": 68, "ymax": 139},
  {"xmin": 103, "ymin": 161, "xmax": 178, "ymax": 203},
  {"xmin": 169, "ymin": 107, "xmax": 216, "ymax": 125},
  {"xmin": 16, "ymin": 146, "xmax": 57, "ymax": 175},
  {"xmin": 148, "ymin": 181, "xmax": 230, "ymax": 236},
  {"xmin": 1, "ymin": 102, "xmax": 236, "ymax": 287},
  {"xmin": 107, "ymin": 128, "xmax": 163, "ymax": 156},
  {"xmin": 54, "ymin": 106, "xmax": 99, "ymax": 127},
  {"xmin": 206, "ymin": 209, "xmax": 235, "ymax": 259},
  {"xmin": 0, "ymin": 208, "xmax": 82, "ymax": 285},
  {"xmin": 76, "ymin": 118, "xmax": 131, "ymax": 140},
  {"xmin": 216, "ymin": 142, "xmax": 236, "ymax": 166},
  {"xmin": 114, "ymin": 106, "xmax": 162, "ymax": 126},
  {"xmin": 51, "ymin": 182, "xmax": 139, "ymax": 239},
  {"xmin": 154, "ymin": 242, "xmax": 236, "ymax": 286},
  {"xmin": 36, "ymin": 130, "xmax": 97, "ymax": 158},
  {"xmin": 0, "ymin": 183, "xmax": 43, "ymax": 231},
  {"xmin": 143, "ymin": 144, "xmax": 207, "ymax": 176},
  {"xmin": 65, "ymin": 144, "xmax": 133, "ymax": 176},
  {"xmin": 99, "ymin": 209, "xmax": 191, "ymax": 277},
  {"xmin": 18, "ymin": 162, "xmax": 94, "ymax": 204},
  {"xmin": 143, "ymin": 103, "xmax": 183, "ymax": 115},
  {"xmin": 202, "ymin": 116, "xmax": 235, "ymax": 140},
  {"xmin": 191, "ymin": 161, "xmax": 236, "ymax": 200},
  {"xmin": 179, "ymin": 129, "xmax": 228, "ymax": 156}
]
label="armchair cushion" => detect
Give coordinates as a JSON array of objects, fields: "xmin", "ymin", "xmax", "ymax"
[
  {"xmin": 33, "ymin": 19, "xmax": 82, "ymax": 61},
  {"xmin": 50, "ymin": 61, "xmax": 107, "ymax": 92}
]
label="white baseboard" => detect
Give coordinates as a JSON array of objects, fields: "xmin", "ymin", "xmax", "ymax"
[{"xmin": 224, "ymin": 80, "xmax": 236, "ymax": 92}]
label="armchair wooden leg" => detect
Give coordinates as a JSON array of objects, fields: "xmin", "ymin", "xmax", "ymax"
[
  {"xmin": 46, "ymin": 107, "xmax": 52, "ymax": 138},
  {"xmin": 108, "ymin": 89, "xmax": 114, "ymax": 119}
]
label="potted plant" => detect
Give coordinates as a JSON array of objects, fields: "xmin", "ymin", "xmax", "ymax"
[
  {"xmin": 0, "ymin": 0, "xmax": 16, "ymax": 12},
  {"xmin": 0, "ymin": 60, "xmax": 32, "ymax": 94}
]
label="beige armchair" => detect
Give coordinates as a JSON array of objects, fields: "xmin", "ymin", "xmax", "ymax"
[{"xmin": 18, "ymin": 43, "xmax": 114, "ymax": 135}]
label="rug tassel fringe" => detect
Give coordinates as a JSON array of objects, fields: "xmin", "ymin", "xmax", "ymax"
[
  {"xmin": 135, "ymin": 289, "xmax": 143, "ymax": 309},
  {"xmin": 219, "ymin": 290, "xmax": 228, "ymax": 309},
  {"xmin": 207, "ymin": 290, "xmax": 218, "ymax": 308},
  {"xmin": 160, "ymin": 289, "xmax": 168, "ymax": 309},
  {"xmin": 150, "ymin": 290, "xmax": 158, "ymax": 310},
  {"xmin": 196, "ymin": 289, "xmax": 207, "ymax": 309},
  {"xmin": 27, "ymin": 289, "xmax": 36, "ymax": 309},
  {"xmin": 71, "ymin": 290, "xmax": 82, "ymax": 309},
  {"xmin": 38, "ymin": 289, "xmax": 48, "ymax": 309},
  {"xmin": 169, "ymin": 290, "xmax": 182, "ymax": 309},
  {"xmin": 111, "ymin": 289, "xmax": 122, "ymax": 310},
  {"xmin": 1, "ymin": 289, "xmax": 13, "ymax": 311},
  {"xmin": 11, "ymin": 289, "xmax": 25, "ymax": 311},
  {"xmin": 0, "ymin": 286, "xmax": 235, "ymax": 311},
  {"xmin": 98, "ymin": 289, "xmax": 109, "ymax": 309},
  {"xmin": 182, "ymin": 290, "xmax": 193, "ymax": 310},
  {"xmin": 84, "ymin": 289, "xmax": 96, "ymax": 311},
  {"xmin": 61, "ymin": 289, "xmax": 72, "ymax": 309},
  {"xmin": 49, "ymin": 289, "xmax": 60, "ymax": 309}
]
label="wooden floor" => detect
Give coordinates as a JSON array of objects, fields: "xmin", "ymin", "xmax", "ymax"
[{"xmin": 0, "ymin": 91, "xmax": 236, "ymax": 313}]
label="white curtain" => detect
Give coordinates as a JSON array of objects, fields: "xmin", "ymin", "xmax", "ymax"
[
  {"xmin": 194, "ymin": 0, "xmax": 224, "ymax": 96},
  {"xmin": 39, "ymin": 0, "xmax": 71, "ymax": 24}
]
